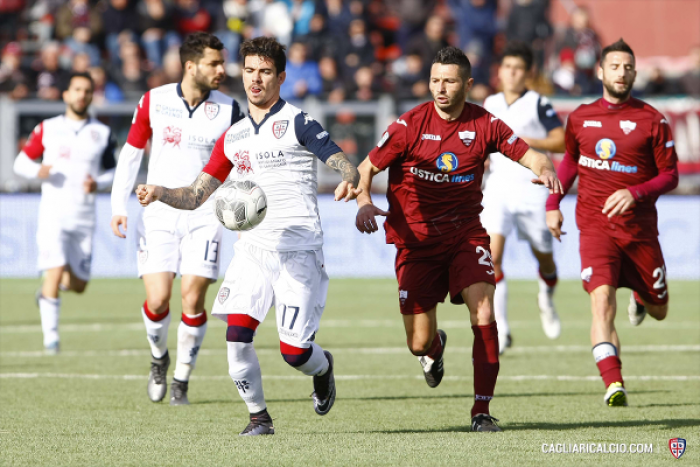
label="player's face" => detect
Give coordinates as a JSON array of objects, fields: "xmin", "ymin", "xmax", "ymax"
[
  {"xmin": 191, "ymin": 48, "xmax": 226, "ymax": 91},
  {"xmin": 598, "ymin": 51, "xmax": 636, "ymax": 100},
  {"xmin": 63, "ymin": 76, "xmax": 93, "ymax": 116},
  {"xmin": 243, "ymin": 55, "xmax": 286, "ymax": 108},
  {"xmin": 498, "ymin": 56, "xmax": 528, "ymax": 93},
  {"xmin": 429, "ymin": 63, "xmax": 473, "ymax": 113}
]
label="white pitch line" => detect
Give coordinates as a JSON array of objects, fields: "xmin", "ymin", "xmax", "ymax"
[
  {"xmin": 2, "ymin": 319, "xmax": 699, "ymax": 334},
  {"xmin": 0, "ymin": 373, "xmax": 698, "ymax": 382},
  {"xmin": 1, "ymin": 344, "xmax": 698, "ymax": 358}
]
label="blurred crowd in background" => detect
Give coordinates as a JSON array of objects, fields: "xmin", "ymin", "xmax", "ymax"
[{"xmin": 1, "ymin": 0, "xmax": 699, "ymax": 104}]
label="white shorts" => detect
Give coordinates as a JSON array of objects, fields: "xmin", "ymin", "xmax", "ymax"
[
  {"xmin": 212, "ymin": 240, "xmax": 329, "ymax": 348},
  {"xmin": 136, "ymin": 205, "xmax": 223, "ymax": 280},
  {"xmin": 481, "ymin": 184, "xmax": 553, "ymax": 253},
  {"xmin": 36, "ymin": 221, "xmax": 93, "ymax": 281}
]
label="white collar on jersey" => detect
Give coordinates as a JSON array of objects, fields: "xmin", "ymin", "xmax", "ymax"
[
  {"xmin": 176, "ymin": 83, "xmax": 212, "ymax": 119},
  {"xmin": 248, "ymin": 98, "xmax": 287, "ymax": 134}
]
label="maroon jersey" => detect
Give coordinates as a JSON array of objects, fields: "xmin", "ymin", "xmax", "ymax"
[
  {"xmin": 564, "ymin": 98, "xmax": 678, "ymax": 239},
  {"xmin": 369, "ymin": 102, "xmax": 529, "ymax": 246}
]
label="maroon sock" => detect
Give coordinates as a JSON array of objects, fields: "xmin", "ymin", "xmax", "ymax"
[
  {"xmin": 633, "ymin": 291, "xmax": 644, "ymax": 306},
  {"xmin": 471, "ymin": 322, "xmax": 500, "ymax": 417},
  {"xmin": 426, "ymin": 332, "xmax": 443, "ymax": 360},
  {"xmin": 597, "ymin": 356, "xmax": 624, "ymax": 388},
  {"xmin": 538, "ymin": 268, "xmax": 558, "ymax": 288}
]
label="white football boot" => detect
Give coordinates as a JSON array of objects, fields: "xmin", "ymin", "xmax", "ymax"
[
  {"xmin": 627, "ymin": 292, "xmax": 647, "ymax": 326},
  {"xmin": 537, "ymin": 277, "xmax": 561, "ymax": 339}
]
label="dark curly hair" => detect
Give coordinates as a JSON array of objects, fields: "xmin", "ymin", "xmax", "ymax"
[
  {"xmin": 179, "ymin": 32, "xmax": 224, "ymax": 67},
  {"xmin": 239, "ymin": 37, "xmax": 287, "ymax": 74},
  {"xmin": 432, "ymin": 46, "xmax": 472, "ymax": 80}
]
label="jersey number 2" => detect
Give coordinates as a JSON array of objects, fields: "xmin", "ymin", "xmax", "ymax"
[
  {"xmin": 652, "ymin": 266, "xmax": 666, "ymax": 289},
  {"xmin": 476, "ymin": 246, "xmax": 494, "ymax": 268}
]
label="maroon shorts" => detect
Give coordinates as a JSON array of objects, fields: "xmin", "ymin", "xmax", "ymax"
[
  {"xmin": 395, "ymin": 234, "xmax": 496, "ymax": 315},
  {"xmin": 579, "ymin": 233, "xmax": 669, "ymax": 305}
]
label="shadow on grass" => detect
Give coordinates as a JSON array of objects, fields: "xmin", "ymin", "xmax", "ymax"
[{"xmin": 372, "ymin": 419, "xmax": 700, "ymax": 434}]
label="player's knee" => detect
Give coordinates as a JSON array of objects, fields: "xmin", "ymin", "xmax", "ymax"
[
  {"xmin": 72, "ymin": 280, "xmax": 88, "ymax": 294},
  {"xmin": 406, "ymin": 338, "xmax": 432, "ymax": 356},
  {"xmin": 648, "ymin": 303, "xmax": 668, "ymax": 321},
  {"xmin": 280, "ymin": 342, "xmax": 313, "ymax": 367},
  {"xmin": 181, "ymin": 290, "xmax": 204, "ymax": 312},
  {"xmin": 146, "ymin": 297, "xmax": 170, "ymax": 314},
  {"xmin": 226, "ymin": 314, "xmax": 259, "ymax": 343}
]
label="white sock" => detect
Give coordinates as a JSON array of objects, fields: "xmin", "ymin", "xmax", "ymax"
[
  {"xmin": 39, "ymin": 296, "xmax": 60, "ymax": 347},
  {"xmin": 293, "ymin": 342, "xmax": 330, "ymax": 376},
  {"xmin": 174, "ymin": 316, "xmax": 208, "ymax": 381},
  {"xmin": 494, "ymin": 277, "xmax": 509, "ymax": 336},
  {"xmin": 141, "ymin": 307, "xmax": 170, "ymax": 358},
  {"xmin": 228, "ymin": 341, "xmax": 266, "ymax": 413}
]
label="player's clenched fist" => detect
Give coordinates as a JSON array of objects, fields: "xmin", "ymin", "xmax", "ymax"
[
  {"xmin": 136, "ymin": 184, "xmax": 162, "ymax": 206},
  {"xmin": 356, "ymin": 204, "xmax": 389, "ymax": 234}
]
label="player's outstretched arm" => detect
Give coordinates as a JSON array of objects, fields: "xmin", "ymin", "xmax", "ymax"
[
  {"xmin": 325, "ymin": 152, "xmax": 362, "ymax": 202},
  {"xmin": 518, "ymin": 149, "xmax": 563, "ymax": 194},
  {"xmin": 136, "ymin": 172, "xmax": 222, "ymax": 210},
  {"xmin": 355, "ymin": 157, "xmax": 389, "ymax": 233}
]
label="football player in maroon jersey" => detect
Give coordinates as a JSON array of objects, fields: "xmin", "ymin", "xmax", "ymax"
[
  {"xmin": 546, "ymin": 39, "xmax": 679, "ymax": 407},
  {"xmin": 354, "ymin": 47, "xmax": 562, "ymax": 432}
]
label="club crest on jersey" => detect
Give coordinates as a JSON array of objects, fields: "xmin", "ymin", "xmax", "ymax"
[
  {"xmin": 595, "ymin": 138, "xmax": 616, "ymax": 160},
  {"xmin": 669, "ymin": 438, "xmax": 686, "ymax": 459},
  {"xmin": 620, "ymin": 120, "xmax": 636, "ymax": 135},
  {"xmin": 459, "ymin": 130, "xmax": 476, "ymax": 147},
  {"xmin": 163, "ymin": 126, "xmax": 182, "ymax": 147},
  {"xmin": 218, "ymin": 287, "xmax": 230, "ymax": 304},
  {"xmin": 273, "ymin": 120, "xmax": 289, "ymax": 139},
  {"xmin": 436, "ymin": 152, "xmax": 458, "ymax": 173},
  {"xmin": 204, "ymin": 102, "xmax": 219, "ymax": 120},
  {"xmin": 91, "ymin": 130, "xmax": 100, "ymax": 142}
]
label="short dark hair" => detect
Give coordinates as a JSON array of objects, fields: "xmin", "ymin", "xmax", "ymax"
[
  {"xmin": 179, "ymin": 32, "xmax": 224, "ymax": 67},
  {"xmin": 67, "ymin": 71, "xmax": 94, "ymax": 90},
  {"xmin": 432, "ymin": 46, "xmax": 471, "ymax": 80},
  {"xmin": 601, "ymin": 38, "xmax": 635, "ymax": 63},
  {"xmin": 501, "ymin": 41, "xmax": 534, "ymax": 70},
  {"xmin": 239, "ymin": 36, "xmax": 287, "ymax": 74}
]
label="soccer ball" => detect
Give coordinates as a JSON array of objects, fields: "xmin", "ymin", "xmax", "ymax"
[{"xmin": 212, "ymin": 180, "xmax": 267, "ymax": 231}]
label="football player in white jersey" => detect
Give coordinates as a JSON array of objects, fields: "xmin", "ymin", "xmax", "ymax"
[
  {"xmin": 110, "ymin": 33, "xmax": 245, "ymax": 405},
  {"xmin": 481, "ymin": 42, "xmax": 566, "ymax": 354},
  {"xmin": 13, "ymin": 72, "xmax": 116, "ymax": 354},
  {"xmin": 136, "ymin": 37, "xmax": 361, "ymax": 435}
]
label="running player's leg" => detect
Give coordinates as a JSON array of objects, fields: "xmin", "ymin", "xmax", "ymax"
[
  {"xmin": 395, "ymin": 245, "xmax": 449, "ymax": 388},
  {"xmin": 531, "ymin": 247, "xmax": 560, "ymax": 339},
  {"xmin": 451, "ymin": 236, "xmax": 500, "ymax": 431},
  {"xmin": 621, "ymin": 238, "xmax": 669, "ymax": 325},
  {"xmin": 36, "ymin": 224, "xmax": 68, "ymax": 353},
  {"xmin": 580, "ymin": 233, "xmax": 626, "ymax": 406},
  {"xmin": 274, "ymin": 250, "xmax": 335, "ymax": 415},
  {"xmin": 489, "ymin": 233, "xmax": 511, "ymax": 353},
  {"xmin": 61, "ymin": 227, "xmax": 93, "ymax": 294},
  {"xmin": 213, "ymin": 242, "xmax": 274, "ymax": 435}
]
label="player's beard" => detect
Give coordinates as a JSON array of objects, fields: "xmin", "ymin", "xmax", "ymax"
[
  {"xmin": 69, "ymin": 102, "xmax": 89, "ymax": 117},
  {"xmin": 194, "ymin": 68, "xmax": 220, "ymax": 92},
  {"xmin": 603, "ymin": 79, "xmax": 632, "ymax": 100},
  {"xmin": 432, "ymin": 88, "xmax": 467, "ymax": 114}
]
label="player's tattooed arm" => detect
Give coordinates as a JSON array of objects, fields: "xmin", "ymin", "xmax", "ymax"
[
  {"xmin": 326, "ymin": 152, "xmax": 363, "ymax": 201},
  {"xmin": 326, "ymin": 152, "xmax": 360, "ymax": 186},
  {"xmin": 136, "ymin": 172, "xmax": 222, "ymax": 210}
]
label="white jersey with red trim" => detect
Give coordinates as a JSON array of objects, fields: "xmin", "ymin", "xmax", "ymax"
[
  {"xmin": 20, "ymin": 115, "xmax": 115, "ymax": 225},
  {"xmin": 203, "ymin": 99, "xmax": 342, "ymax": 251},
  {"xmin": 111, "ymin": 83, "xmax": 244, "ymax": 216}
]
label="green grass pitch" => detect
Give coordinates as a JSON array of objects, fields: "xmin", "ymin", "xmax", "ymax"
[{"xmin": 1, "ymin": 278, "xmax": 698, "ymax": 466}]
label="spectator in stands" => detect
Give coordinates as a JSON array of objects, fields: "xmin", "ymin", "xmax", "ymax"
[
  {"xmin": 32, "ymin": 41, "xmax": 68, "ymax": 100},
  {"xmin": 393, "ymin": 52, "xmax": 429, "ymax": 100},
  {"xmin": 102, "ymin": 0, "xmax": 139, "ymax": 67},
  {"xmin": 70, "ymin": 52, "xmax": 91, "ymax": 74},
  {"xmin": 259, "ymin": 0, "xmax": 294, "ymax": 46},
  {"xmin": 64, "ymin": 27, "xmax": 102, "ymax": 67},
  {"xmin": 0, "ymin": 42, "xmax": 30, "ymax": 100},
  {"xmin": 162, "ymin": 48, "xmax": 183, "ymax": 84},
  {"xmin": 318, "ymin": 55, "xmax": 345, "ymax": 103},
  {"xmin": 348, "ymin": 65, "xmax": 383, "ymax": 101},
  {"xmin": 393, "ymin": 0, "xmax": 437, "ymax": 51},
  {"xmin": 340, "ymin": 19, "xmax": 376, "ymax": 76},
  {"xmin": 174, "ymin": 0, "xmax": 212, "ymax": 36},
  {"xmin": 506, "ymin": 0, "xmax": 551, "ymax": 69},
  {"xmin": 138, "ymin": 0, "xmax": 180, "ymax": 68},
  {"xmin": 54, "ymin": 0, "xmax": 102, "ymax": 41},
  {"xmin": 449, "ymin": 0, "xmax": 497, "ymax": 85},
  {"xmin": 406, "ymin": 15, "xmax": 448, "ymax": 69},
  {"xmin": 112, "ymin": 52, "xmax": 147, "ymax": 97},
  {"xmin": 0, "ymin": 0, "xmax": 25, "ymax": 43},
  {"xmin": 89, "ymin": 65, "xmax": 124, "ymax": 104},
  {"xmin": 555, "ymin": 7, "xmax": 600, "ymax": 94},
  {"xmin": 300, "ymin": 14, "xmax": 337, "ymax": 62},
  {"xmin": 287, "ymin": 0, "xmax": 316, "ymax": 38},
  {"xmin": 552, "ymin": 48, "xmax": 581, "ymax": 96},
  {"xmin": 324, "ymin": 0, "xmax": 358, "ymax": 35},
  {"xmin": 680, "ymin": 45, "xmax": 700, "ymax": 97},
  {"xmin": 644, "ymin": 67, "xmax": 680, "ymax": 96},
  {"xmin": 280, "ymin": 42, "xmax": 321, "ymax": 101}
]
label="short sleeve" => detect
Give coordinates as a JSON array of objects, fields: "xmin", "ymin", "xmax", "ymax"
[
  {"xmin": 126, "ymin": 92, "xmax": 152, "ymax": 149},
  {"xmin": 22, "ymin": 123, "xmax": 44, "ymax": 160},
  {"xmin": 564, "ymin": 114, "xmax": 580, "ymax": 158},
  {"xmin": 368, "ymin": 118, "xmax": 409, "ymax": 170},
  {"xmin": 651, "ymin": 116, "xmax": 678, "ymax": 171},
  {"xmin": 202, "ymin": 133, "xmax": 234, "ymax": 183},
  {"xmin": 101, "ymin": 130, "xmax": 117, "ymax": 170},
  {"xmin": 294, "ymin": 112, "xmax": 342, "ymax": 162},
  {"xmin": 537, "ymin": 96, "xmax": 563, "ymax": 132},
  {"xmin": 489, "ymin": 118, "xmax": 529, "ymax": 162}
]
